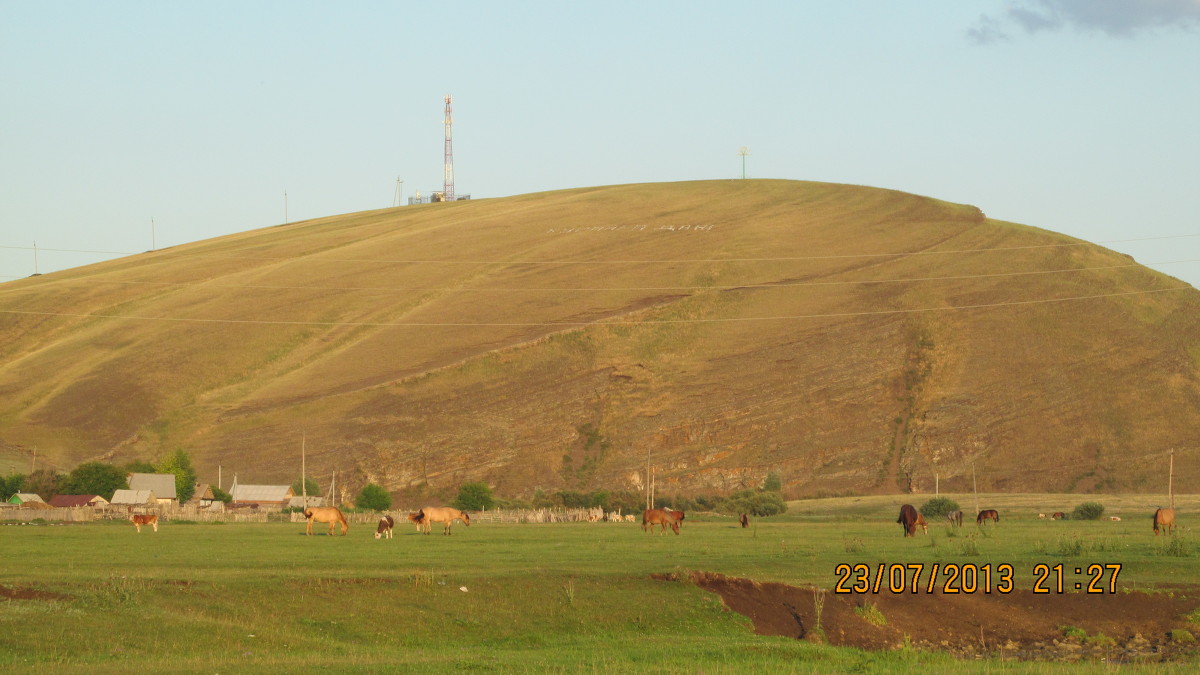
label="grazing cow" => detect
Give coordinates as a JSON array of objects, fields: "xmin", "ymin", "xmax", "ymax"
[
  {"xmin": 130, "ymin": 514, "xmax": 158, "ymax": 533},
  {"xmin": 897, "ymin": 504, "xmax": 921, "ymax": 537},
  {"xmin": 946, "ymin": 510, "xmax": 963, "ymax": 527},
  {"xmin": 304, "ymin": 507, "xmax": 349, "ymax": 536},
  {"xmin": 417, "ymin": 507, "xmax": 470, "ymax": 535},
  {"xmin": 1038, "ymin": 513, "xmax": 1046, "ymax": 519},
  {"xmin": 374, "ymin": 515, "xmax": 395, "ymax": 540},
  {"xmin": 1051, "ymin": 512, "xmax": 1066, "ymax": 520},
  {"xmin": 1153, "ymin": 508, "xmax": 1176, "ymax": 535},
  {"xmin": 624, "ymin": 514, "xmax": 636, "ymax": 523},
  {"xmin": 977, "ymin": 509, "xmax": 1000, "ymax": 525},
  {"xmin": 642, "ymin": 508, "xmax": 684, "ymax": 535},
  {"xmin": 740, "ymin": 513, "xmax": 749, "ymax": 528},
  {"xmin": 1109, "ymin": 516, "xmax": 1121, "ymax": 522}
]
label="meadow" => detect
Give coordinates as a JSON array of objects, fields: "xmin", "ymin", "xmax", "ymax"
[{"xmin": 2, "ymin": 494, "xmax": 1198, "ymax": 674}]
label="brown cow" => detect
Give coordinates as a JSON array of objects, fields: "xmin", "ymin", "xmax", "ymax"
[
  {"xmin": 374, "ymin": 515, "xmax": 395, "ymax": 540},
  {"xmin": 977, "ymin": 509, "xmax": 1000, "ymax": 525},
  {"xmin": 130, "ymin": 514, "xmax": 158, "ymax": 533},
  {"xmin": 1051, "ymin": 512, "xmax": 1066, "ymax": 520},
  {"xmin": 897, "ymin": 504, "xmax": 921, "ymax": 537},
  {"xmin": 642, "ymin": 508, "xmax": 684, "ymax": 535},
  {"xmin": 1153, "ymin": 508, "xmax": 1176, "ymax": 535}
]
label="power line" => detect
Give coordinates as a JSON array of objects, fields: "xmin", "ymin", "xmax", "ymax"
[{"xmin": 0, "ymin": 286, "xmax": 1188, "ymax": 328}]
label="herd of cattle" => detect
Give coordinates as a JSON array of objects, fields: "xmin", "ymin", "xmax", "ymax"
[
  {"xmin": 896, "ymin": 504, "xmax": 1178, "ymax": 537},
  {"xmin": 128, "ymin": 503, "xmax": 1180, "ymax": 538}
]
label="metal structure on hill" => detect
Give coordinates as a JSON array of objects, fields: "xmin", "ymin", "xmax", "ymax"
[{"xmin": 443, "ymin": 94, "xmax": 455, "ymax": 202}]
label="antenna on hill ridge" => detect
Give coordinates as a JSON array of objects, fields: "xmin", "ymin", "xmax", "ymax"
[
  {"xmin": 738, "ymin": 147, "xmax": 750, "ymax": 179},
  {"xmin": 443, "ymin": 95, "xmax": 455, "ymax": 201}
]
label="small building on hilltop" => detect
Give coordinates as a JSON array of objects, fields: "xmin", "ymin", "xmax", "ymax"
[
  {"xmin": 230, "ymin": 484, "xmax": 294, "ymax": 509},
  {"xmin": 48, "ymin": 494, "xmax": 109, "ymax": 508},
  {"xmin": 127, "ymin": 473, "xmax": 177, "ymax": 505}
]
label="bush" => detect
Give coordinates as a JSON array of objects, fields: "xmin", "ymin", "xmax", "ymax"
[
  {"xmin": 1072, "ymin": 501, "xmax": 1105, "ymax": 521},
  {"xmin": 355, "ymin": 483, "xmax": 392, "ymax": 511},
  {"xmin": 919, "ymin": 497, "xmax": 960, "ymax": 519},
  {"xmin": 453, "ymin": 482, "xmax": 496, "ymax": 511},
  {"xmin": 717, "ymin": 490, "xmax": 787, "ymax": 517}
]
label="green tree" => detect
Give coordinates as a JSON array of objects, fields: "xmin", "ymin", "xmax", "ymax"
[
  {"xmin": 156, "ymin": 449, "xmax": 197, "ymax": 503},
  {"xmin": 211, "ymin": 486, "xmax": 232, "ymax": 503},
  {"xmin": 453, "ymin": 482, "xmax": 496, "ymax": 511},
  {"xmin": 62, "ymin": 462, "xmax": 128, "ymax": 501},
  {"xmin": 355, "ymin": 483, "xmax": 392, "ymax": 511},
  {"xmin": 762, "ymin": 471, "xmax": 783, "ymax": 492},
  {"xmin": 291, "ymin": 477, "xmax": 322, "ymax": 497},
  {"xmin": 1, "ymin": 474, "xmax": 26, "ymax": 501},
  {"xmin": 21, "ymin": 469, "xmax": 62, "ymax": 501},
  {"xmin": 124, "ymin": 460, "xmax": 156, "ymax": 474},
  {"xmin": 717, "ymin": 489, "xmax": 787, "ymax": 517}
]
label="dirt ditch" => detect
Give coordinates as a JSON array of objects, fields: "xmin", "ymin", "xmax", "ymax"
[{"xmin": 683, "ymin": 572, "xmax": 1200, "ymax": 662}]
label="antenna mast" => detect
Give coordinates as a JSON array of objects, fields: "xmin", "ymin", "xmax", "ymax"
[{"xmin": 443, "ymin": 95, "xmax": 455, "ymax": 201}]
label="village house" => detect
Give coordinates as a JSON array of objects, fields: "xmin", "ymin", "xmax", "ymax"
[
  {"xmin": 47, "ymin": 494, "xmax": 109, "ymax": 508},
  {"xmin": 7, "ymin": 493, "xmax": 46, "ymax": 506},
  {"xmin": 230, "ymin": 484, "xmax": 295, "ymax": 510},
  {"xmin": 110, "ymin": 489, "xmax": 157, "ymax": 507},
  {"xmin": 127, "ymin": 473, "xmax": 177, "ymax": 505}
]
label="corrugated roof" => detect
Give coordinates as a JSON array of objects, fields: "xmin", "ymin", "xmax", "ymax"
[
  {"xmin": 9, "ymin": 493, "xmax": 45, "ymax": 504},
  {"xmin": 231, "ymin": 484, "xmax": 294, "ymax": 503},
  {"xmin": 128, "ymin": 473, "xmax": 177, "ymax": 500},
  {"xmin": 111, "ymin": 489, "xmax": 156, "ymax": 505}
]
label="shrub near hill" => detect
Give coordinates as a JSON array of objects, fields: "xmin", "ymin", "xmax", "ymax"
[
  {"xmin": 919, "ymin": 497, "xmax": 961, "ymax": 519},
  {"xmin": 1072, "ymin": 501, "xmax": 1106, "ymax": 520}
]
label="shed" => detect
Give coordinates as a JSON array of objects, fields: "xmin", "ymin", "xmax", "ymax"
[
  {"xmin": 230, "ymin": 484, "xmax": 294, "ymax": 508},
  {"xmin": 110, "ymin": 489, "xmax": 157, "ymax": 506},
  {"xmin": 127, "ymin": 473, "xmax": 177, "ymax": 503},
  {"xmin": 190, "ymin": 483, "xmax": 216, "ymax": 506},
  {"xmin": 48, "ymin": 494, "xmax": 109, "ymax": 508},
  {"xmin": 8, "ymin": 493, "xmax": 45, "ymax": 506}
]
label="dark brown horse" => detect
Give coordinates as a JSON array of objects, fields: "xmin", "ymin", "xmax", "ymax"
[
  {"xmin": 739, "ymin": 513, "xmax": 749, "ymax": 528},
  {"xmin": 977, "ymin": 509, "xmax": 1000, "ymax": 525},
  {"xmin": 897, "ymin": 504, "xmax": 923, "ymax": 537},
  {"xmin": 1153, "ymin": 508, "xmax": 1176, "ymax": 535},
  {"xmin": 642, "ymin": 508, "xmax": 684, "ymax": 535}
]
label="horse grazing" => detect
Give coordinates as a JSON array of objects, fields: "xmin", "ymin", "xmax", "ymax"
[
  {"xmin": 897, "ymin": 504, "xmax": 923, "ymax": 537},
  {"xmin": 1153, "ymin": 508, "xmax": 1176, "ymax": 535},
  {"xmin": 642, "ymin": 508, "xmax": 684, "ymax": 535},
  {"xmin": 407, "ymin": 512, "xmax": 424, "ymax": 531},
  {"xmin": 304, "ymin": 507, "xmax": 348, "ymax": 536},
  {"xmin": 374, "ymin": 515, "xmax": 395, "ymax": 540},
  {"xmin": 417, "ymin": 507, "xmax": 470, "ymax": 535},
  {"xmin": 946, "ymin": 510, "xmax": 963, "ymax": 527},
  {"xmin": 740, "ymin": 513, "xmax": 749, "ymax": 528},
  {"xmin": 130, "ymin": 514, "xmax": 158, "ymax": 533},
  {"xmin": 977, "ymin": 509, "xmax": 1000, "ymax": 525}
]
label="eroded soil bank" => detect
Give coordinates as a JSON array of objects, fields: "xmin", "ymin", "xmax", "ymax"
[{"xmin": 683, "ymin": 572, "xmax": 1200, "ymax": 662}]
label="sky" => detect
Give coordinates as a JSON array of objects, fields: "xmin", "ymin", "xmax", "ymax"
[{"xmin": 2, "ymin": 1, "xmax": 1198, "ymax": 288}]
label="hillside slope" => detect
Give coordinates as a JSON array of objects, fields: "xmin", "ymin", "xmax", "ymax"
[{"xmin": 1, "ymin": 180, "xmax": 1197, "ymax": 498}]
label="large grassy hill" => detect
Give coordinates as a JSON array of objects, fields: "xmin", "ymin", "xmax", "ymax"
[{"xmin": 1, "ymin": 180, "xmax": 1197, "ymax": 499}]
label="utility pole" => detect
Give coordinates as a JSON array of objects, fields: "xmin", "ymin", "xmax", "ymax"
[
  {"xmin": 1169, "ymin": 450, "xmax": 1175, "ymax": 510},
  {"xmin": 32, "ymin": 241, "xmax": 39, "ymax": 275},
  {"xmin": 972, "ymin": 462, "xmax": 979, "ymax": 518},
  {"xmin": 284, "ymin": 190, "xmax": 288, "ymax": 224},
  {"xmin": 738, "ymin": 147, "xmax": 750, "ymax": 179},
  {"xmin": 151, "ymin": 217, "xmax": 156, "ymax": 251},
  {"xmin": 301, "ymin": 432, "xmax": 307, "ymax": 506}
]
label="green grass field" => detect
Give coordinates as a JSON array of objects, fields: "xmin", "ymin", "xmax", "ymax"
[{"xmin": 2, "ymin": 495, "xmax": 1198, "ymax": 673}]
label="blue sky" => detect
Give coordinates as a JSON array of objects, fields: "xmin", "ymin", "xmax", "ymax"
[{"xmin": 2, "ymin": 1, "xmax": 1198, "ymax": 287}]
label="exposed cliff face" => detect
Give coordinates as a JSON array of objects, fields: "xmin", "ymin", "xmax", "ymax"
[{"xmin": 1, "ymin": 180, "xmax": 1197, "ymax": 497}]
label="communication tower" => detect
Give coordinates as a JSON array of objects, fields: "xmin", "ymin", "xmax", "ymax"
[{"xmin": 443, "ymin": 94, "xmax": 455, "ymax": 201}]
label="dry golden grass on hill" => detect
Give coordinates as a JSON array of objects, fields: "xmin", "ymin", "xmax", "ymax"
[{"xmin": 1, "ymin": 180, "xmax": 1197, "ymax": 499}]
